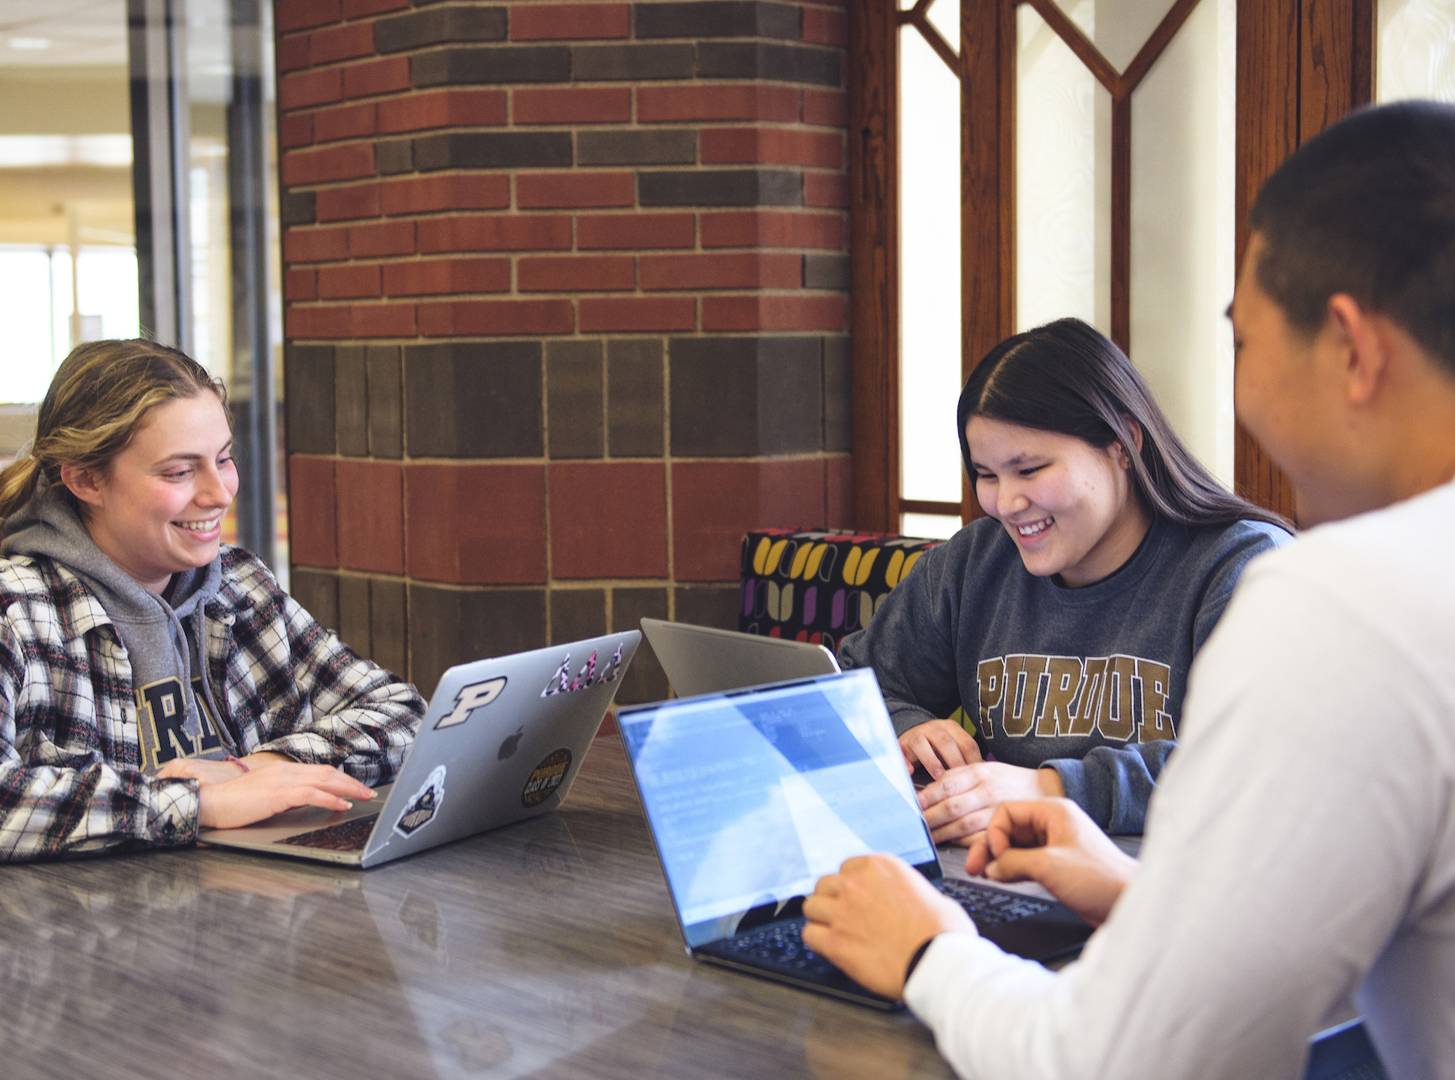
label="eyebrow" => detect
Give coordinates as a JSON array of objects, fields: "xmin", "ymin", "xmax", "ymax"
[
  {"xmin": 155, "ymin": 440, "xmax": 234, "ymax": 466},
  {"xmin": 967, "ymin": 453, "xmax": 1039, "ymax": 470}
]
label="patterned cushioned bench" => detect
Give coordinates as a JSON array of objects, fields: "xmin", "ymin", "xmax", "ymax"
[{"xmin": 739, "ymin": 529, "xmax": 944, "ymax": 653}]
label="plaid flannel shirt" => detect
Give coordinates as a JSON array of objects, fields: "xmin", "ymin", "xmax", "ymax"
[{"xmin": 0, "ymin": 545, "xmax": 425, "ymax": 861}]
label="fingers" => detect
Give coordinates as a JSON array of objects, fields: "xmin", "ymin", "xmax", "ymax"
[
  {"xmin": 964, "ymin": 832, "xmax": 993, "ymax": 876},
  {"xmin": 928, "ymin": 807, "xmax": 994, "ymax": 845},
  {"xmin": 924, "ymin": 727, "xmax": 970, "ymax": 772},
  {"xmin": 983, "ymin": 845, "xmax": 1050, "ymax": 885}
]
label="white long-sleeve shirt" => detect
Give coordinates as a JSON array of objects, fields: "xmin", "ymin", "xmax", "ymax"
[{"xmin": 904, "ymin": 477, "xmax": 1455, "ymax": 1080}]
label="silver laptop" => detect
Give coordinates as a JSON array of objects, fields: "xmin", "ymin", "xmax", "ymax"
[
  {"xmin": 616, "ymin": 669, "xmax": 1092, "ymax": 1009},
  {"xmin": 199, "ymin": 631, "xmax": 640, "ymax": 868},
  {"xmin": 640, "ymin": 617, "xmax": 839, "ymax": 698}
]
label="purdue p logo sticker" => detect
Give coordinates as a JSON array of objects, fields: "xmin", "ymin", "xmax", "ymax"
[
  {"xmin": 435, "ymin": 677, "xmax": 507, "ymax": 729},
  {"xmin": 394, "ymin": 765, "xmax": 447, "ymax": 838},
  {"xmin": 521, "ymin": 749, "xmax": 572, "ymax": 807}
]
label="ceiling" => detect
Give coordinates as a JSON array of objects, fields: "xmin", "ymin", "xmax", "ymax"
[{"xmin": 0, "ymin": 0, "xmax": 127, "ymax": 67}]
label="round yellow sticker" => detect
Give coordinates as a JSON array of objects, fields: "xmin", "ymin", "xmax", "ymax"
[{"xmin": 521, "ymin": 748, "xmax": 572, "ymax": 807}]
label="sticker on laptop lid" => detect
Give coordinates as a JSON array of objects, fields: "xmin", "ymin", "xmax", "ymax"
[
  {"xmin": 435, "ymin": 676, "xmax": 507, "ymax": 729},
  {"xmin": 539, "ymin": 643, "xmax": 625, "ymax": 697},
  {"xmin": 394, "ymin": 765, "xmax": 447, "ymax": 838},
  {"xmin": 521, "ymin": 748, "xmax": 572, "ymax": 807}
]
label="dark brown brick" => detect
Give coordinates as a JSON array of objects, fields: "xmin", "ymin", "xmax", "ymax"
[
  {"xmin": 412, "ymin": 45, "xmax": 571, "ymax": 86},
  {"xmin": 404, "ymin": 341, "xmax": 543, "ymax": 458},
  {"xmin": 576, "ymin": 129, "xmax": 696, "ymax": 166},
  {"xmin": 285, "ymin": 344, "xmax": 336, "ymax": 454},
  {"xmin": 369, "ymin": 577, "xmax": 408, "ymax": 677},
  {"xmin": 282, "ymin": 190, "xmax": 316, "ymax": 226},
  {"xmin": 337, "ymin": 574, "xmax": 372, "ymax": 657},
  {"xmin": 550, "ymin": 589, "xmax": 607, "ymax": 645},
  {"xmin": 638, "ymin": 169, "xmax": 800, "ymax": 207},
  {"xmin": 366, "ymin": 345, "xmax": 403, "ymax": 458},
  {"xmin": 407, "ymin": 585, "xmax": 546, "ymax": 697},
  {"xmin": 291, "ymin": 569, "xmax": 340, "ymax": 631},
  {"xmin": 376, "ymin": 138, "xmax": 413, "ymax": 174},
  {"xmin": 669, "ymin": 336, "xmax": 822, "ymax": 456},
  {"xmin": 411, "ymin": 131, "xmax": 572, "ymax": 172},
  {"xmin": 634, "ymin": 2, "xmax": 799, "ymax": 40},
  {"xmin": 335, "ymin": 344, "xmax": 370, "ymax": 456},
  {"xmin": 696, "ymin": 42, "xmax": 842, "ymax": 86},
  {"xmin": 803, "ymin": 252, "xmax": 849, "ymax": 289},
  {"xmin": 374, "ymin": 6, "xmax": 507, "ymax": 53},
  {"xmin": 611, "ymin": 587, "xmax": 669, "ymax": 703},
  {"xmin": 823, "ymin": 335, "xmax": 851, "ymax": 453},
  {"xmin": 570, "ymin": 43, "xmax": 693, "ymax": 81},
  {"xmin": 674, "ymin": 585, "xmax": 740, "ymax": 630},
  {"xmin": 546, "ymin": 340, "xmax": 604, "ymax": 459},
  {"xmin": 606, "ymin": 338, "xmax": 663, "ymax": 457}
]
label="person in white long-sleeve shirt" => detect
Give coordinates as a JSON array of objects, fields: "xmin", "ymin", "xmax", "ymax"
[{"xmin": 801, "ymin": 99, "xmax": 1455, "ymax": 1080}]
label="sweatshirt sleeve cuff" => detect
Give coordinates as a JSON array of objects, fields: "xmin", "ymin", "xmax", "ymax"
[
  {"xmin": 144, "ymin": 778, "xmax": 200, "ymax": 846},
  {"xmin": 904, "ymin": 931, "xmax": 1053, "ymax": 1026},
  {"xmin": 1045, "ymin": 758, "xmax": 1110, "ymax": 829}
]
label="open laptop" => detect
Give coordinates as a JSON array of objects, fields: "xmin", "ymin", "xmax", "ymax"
[
  {"xmin": 616, "ymin": 668, "xmax": 1092, "ymax": 1009},
  {"xmin": 199, "ymin": 631, "xmax": 640, "ymax": 868},
  {"xmin": 639, "ymin": 617, "xmax": 839, "ymax": 698}
]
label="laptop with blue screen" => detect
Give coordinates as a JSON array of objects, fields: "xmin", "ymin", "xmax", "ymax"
[{"xmin": 616, "ymin": 668, "xmax": 1092, "ymax": 1008}]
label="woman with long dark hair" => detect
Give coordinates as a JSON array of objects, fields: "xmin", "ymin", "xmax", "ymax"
[{"xmin": 839, "ymin": 317, "xmax": 1290, "ymax": 839}]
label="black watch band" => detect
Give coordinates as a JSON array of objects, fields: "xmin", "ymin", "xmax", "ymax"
[{"xmin": 904, "ymin": 935, "xmax": 939, "ymax": 987}]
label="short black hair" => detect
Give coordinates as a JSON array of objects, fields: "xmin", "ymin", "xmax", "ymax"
[{"xmin": 1250, "ymin": 100, "xmax": 1455, "ymax": 378}]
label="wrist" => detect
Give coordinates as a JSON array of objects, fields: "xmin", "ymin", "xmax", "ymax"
[
  {"xmin": 1036, "ymin": 766, "xmax": 1065, "ymax": 798},
  {"xmin": 904, "ymin": 934, "xmax": 939, "ymax": 991}
]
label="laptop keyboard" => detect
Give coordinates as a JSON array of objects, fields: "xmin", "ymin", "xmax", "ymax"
[
  {"xmin": 276, "ymin": 814, "xmax": 379, "ymax": 852},
  {"xmin": 708, "ymin": 880, "xmax": 1052, "ymax": 975}
]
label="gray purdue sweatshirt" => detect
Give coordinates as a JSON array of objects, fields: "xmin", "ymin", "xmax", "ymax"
[{"xmin": 838, "ymin": 514, "xmax": 1288, "ymax": 833}]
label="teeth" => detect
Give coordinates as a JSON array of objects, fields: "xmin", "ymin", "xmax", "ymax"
[
  {"xmin": 1016, "ymin": 519, "xmax": 1051, "ymax": 537},
  {"xmin": 175, "ymin": 519, "xmax": 219, "ymax": 533}
]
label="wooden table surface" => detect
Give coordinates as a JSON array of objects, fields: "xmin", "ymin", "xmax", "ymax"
[{"xmin": 0, "ymin": 736, "xmax": 957, "ymax": 1080}]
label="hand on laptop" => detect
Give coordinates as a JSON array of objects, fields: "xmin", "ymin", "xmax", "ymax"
[
  {"xmin": 195, "ymin": 764, "xmax": 377, "ymax": 830},
  {"xmin": 918, "ymin": 763, "xmax": 1065, "ymax": 844},
  {"xmin": 964, "ymin": 799, "xmax": 1138, "ymax": 926},
  {"xmin": 898, "ymin": 719, "xmax": 983, "ymax": 779},
  {"xmin": 803, "ymin": 853, "xmax": 975, "ymax": 1000},
  {"xmin": 158, "ymin": 751, "xmax": 291, "ymax": 785}
]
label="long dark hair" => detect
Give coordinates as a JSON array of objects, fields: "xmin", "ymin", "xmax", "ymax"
[{"xmin": 957, "ymin": 318, "xmax": 1291, "ymax": 532}]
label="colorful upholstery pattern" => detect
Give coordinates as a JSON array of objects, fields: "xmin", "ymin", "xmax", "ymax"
[{"xmin": 739, "ymin": 529, "xmax": 944, "ymax": 653}]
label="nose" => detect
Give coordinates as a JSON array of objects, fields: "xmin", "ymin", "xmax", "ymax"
[
  {"xmin": 196, "ymin": 464, "xmax": 234, "ymax": 509},
  {"xmin": 996, "ymin": 479, "xmax": 1030, "ymax": 519}
]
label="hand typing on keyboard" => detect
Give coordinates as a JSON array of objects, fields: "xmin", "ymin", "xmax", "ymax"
[{"xmin": 802, "ymin": 854, "xmax": 975, "ymax": 1001}]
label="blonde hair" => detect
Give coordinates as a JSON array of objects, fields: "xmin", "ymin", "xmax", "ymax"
[{"xmin": 0, "ymin": 340, "xmax": 227, "ymax": 530}]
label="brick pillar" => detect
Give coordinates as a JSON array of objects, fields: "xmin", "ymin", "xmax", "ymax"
[{"xmin": 275, "ymin": 0, "xmax": 851, "ymax": 701}]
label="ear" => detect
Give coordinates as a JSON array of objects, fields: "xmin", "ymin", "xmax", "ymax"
[
  {"xmin": 1325, "ymin": 293, "xmax": 1386, "ymax": 407},
  {"xmin": 1122, "ymin": 417, "xmax": 1145, "ymax": 456},
  {"xmin": 59, "ymin": 463, "xmax": 106, "ymax": 509}
]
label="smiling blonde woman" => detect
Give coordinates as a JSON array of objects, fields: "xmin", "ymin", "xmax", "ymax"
[
  {"xmin": 838, "ymin": 318, "xmax": 1291, "ymax": 842},
  {"xmin": 0, "ymin": 340, "xmax": 425, "ymax": 861}
]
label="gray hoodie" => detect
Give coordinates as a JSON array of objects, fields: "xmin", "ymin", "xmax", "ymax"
[{"xmin": 2, "ymin": 477, "xmax": 236, "ymax": 771}]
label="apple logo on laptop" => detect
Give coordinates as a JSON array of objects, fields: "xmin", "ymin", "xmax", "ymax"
[{"xmin": 498, "ymin": 726, "xmax": 525, "ymax": 760}]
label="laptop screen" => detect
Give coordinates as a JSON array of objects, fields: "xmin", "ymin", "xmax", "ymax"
[{"xmin": 618, "ymin": 669, "xmax": 937, "ymax": 946}]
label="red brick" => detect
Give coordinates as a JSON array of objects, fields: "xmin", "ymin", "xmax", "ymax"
[
  {"xmin": 518, "ymin": 255, "xmax": 635, "ymax": 292},
  {"xmin": 700, "ymin": 128, "xmax": 844, "ymax": 168},
  {"xmin": 282, "ymin": 142, "xmax": 374, "ymax": 185},
  {"xmin": 349, "ymin": 219, "xmax": 415, "ymax": 256},
  {"xmin": 313, "ymin": 101, "xmax": 377, "ymax": 143},
  {"xmin": 317, "ymin": 262, "xmax": 382, "ymax": 299},
  {"xmin": 513, "ymin": 86, "xmax": 631, "ymax": 125},
  {"xmin": 804, "ymin": 172, "xmax": 850, "ymax": 208},
  {"xmin": 382, "ymin": 258, "xmax": 511, "ymax": 296},
  {"xmin": 825, "ymin": 455, "xmax": 853, "ymax": 529},
  {"xmin": 577, "ymin": 212, "xmax": 694, "ymax": 250},
  {"xmin": 378, "ymin": 89, "xmax": 508, "ymax": 133},
  {"xmin": 284, "ymin": 226, "xmax": 350, "ymax": 263},
  {"xmin": 350, "ymin": 302, "xmax": 417, "ymax": 337},
  {"xmin": 342, "ymin": 0, "xmax": 408, "ymax": 16},
  {"xmin": 311, "ymin": 20, "xmax": 376, "ymax": 63},
  {"xmin": 381, "ymin": 174, "xmax": 510, "ymax": 215},
  {"xmin": 286, "ymin": 304, "xmax": 351, "ymax": 338},
  {"xmin": 406, "ymin": 464, "xmax": 546, "ymax": 584},
  {"xmin": 285, "ymin": 267, "xmax": 318, "ymax": 300},
  {"xmin": 416, "ymin": 214, "xmax": 571, "ymax": 253},
  {"xmin": 280, "ymin": 112, "xmax": 314, "ymax": 148},
  {"xmin": 277, "ymin": 35, "xmax": 312, "ymax": 73},
  {"xmin": 549, "ymin": 463, "xmax": 667, "ymax": 579},
  {"xmin": 701, "ymin": 294, "xmax": 846, "ymax": 331},
  {"xmin": 280, "ymin": 68, "xmax": 342, "ymax": 111},
  {"xmin": 700, "ymin": 210, "xmax": 843, "ymax": 250},
  {"xmin": 342, "ymin": 56, "xmax": 410, "ymax": 100},
  {"xmin": 577, "ymin": 296, "xmax": 695, "ymax": 333},
  {"xmin": 640, "ymin": 252, "xmax": 800, "ymax": 290},
  {"xmin": 637, "ymin": 84, "xmax": 798, "ymax": 123},
  {"xmin": 316, "ymin": 182, "xmax": 381, "ymax": 221},
  {"xmin": 288, "ymin": 456, "xmax": 337, "ymax": 567},
  {"xmin": 417, "ymin": 299, "xmax": 573, "ymax": 336},
  {"xmin": 802, "ymin": 6, "xmax": 848, "ymax": 45},
  {"xmin": 516, "ymin": 172, "xmax": 634, "ymax": 209},
  {"xmin": 509, "ymin": 3, "xmax": 629, "ymax": 40},
  {"xmin": 672, "ymin": 460, "xmax": 826, "ymax": 581},
  {"xmin": 276, "ymin": 0, "xmax": 341, "ymax": 33},
  {"xmin": 803, "ymin": 88, "xmax": 849, "ymax": 127},
  {"xmin": 336, "ymin": 461, "xmax": 403, "ymax": 574}
]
